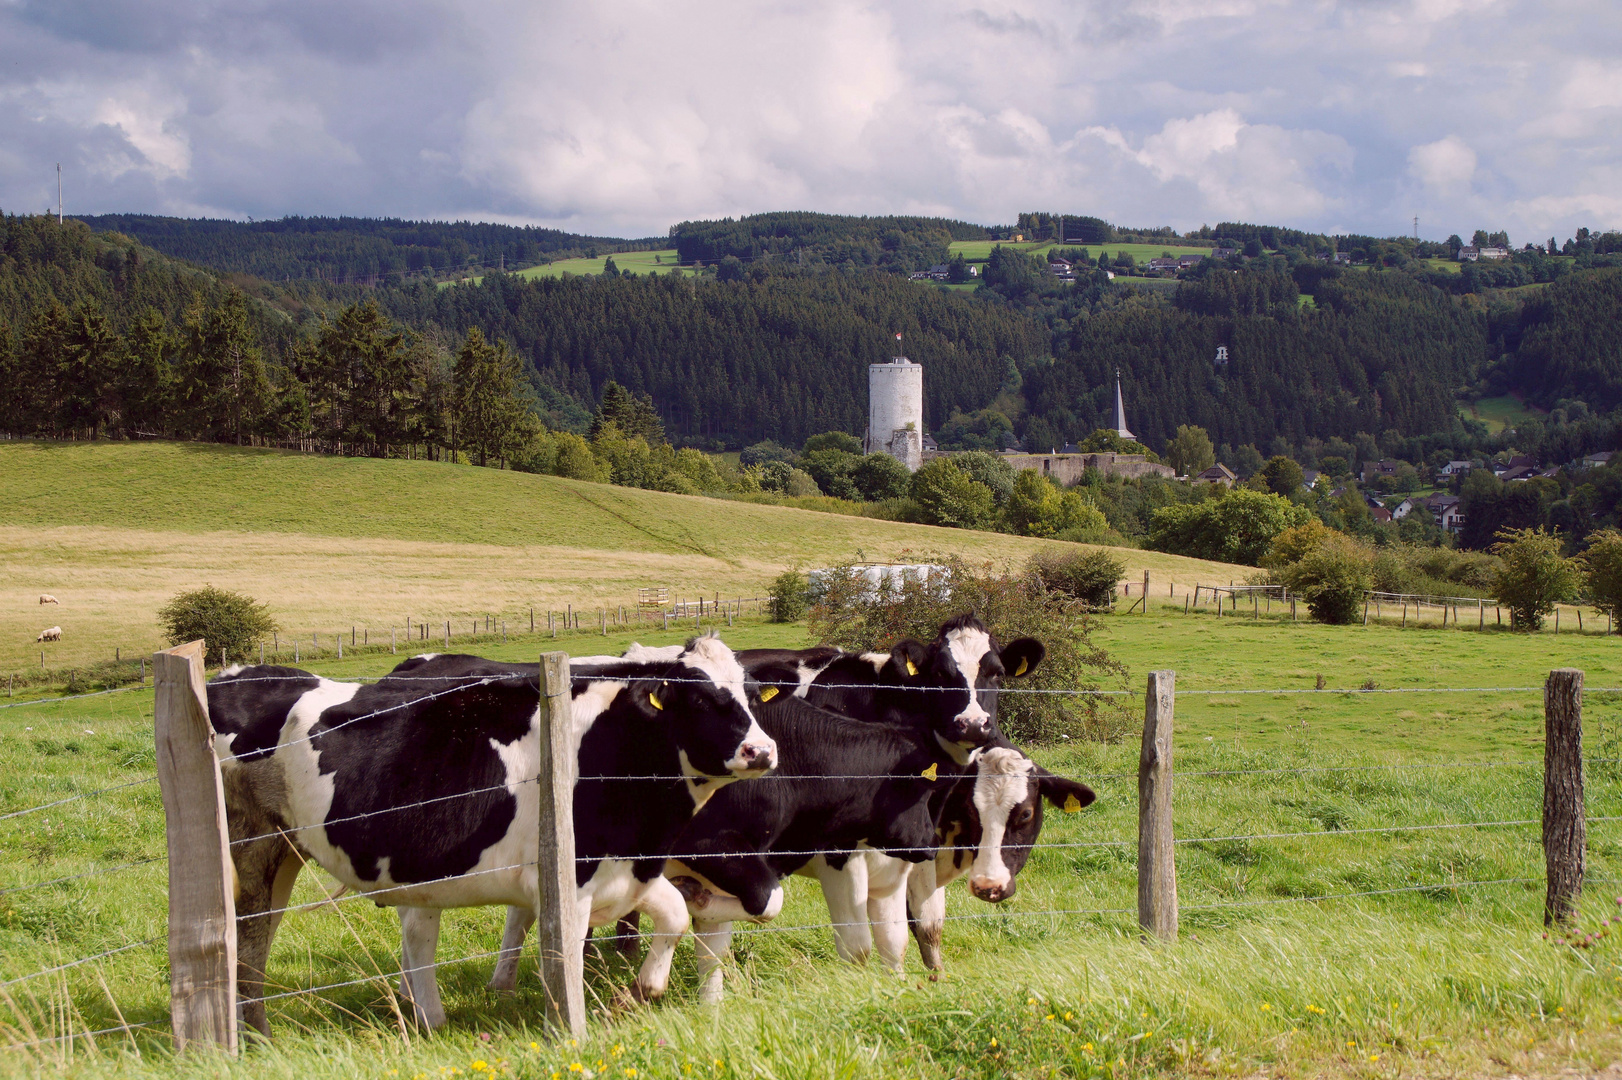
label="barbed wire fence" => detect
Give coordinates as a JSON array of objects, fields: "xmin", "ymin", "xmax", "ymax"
[{"xmin": 1, "ymin": 649, "xmax": 1615, "ymax": 1055}]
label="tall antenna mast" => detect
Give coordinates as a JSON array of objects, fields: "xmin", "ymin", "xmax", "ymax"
[
  {"xmin": 57, "ymin": 163, "xmax": 62, "ymax": 223},
  {"xmin": 1413, "ymin": 215, "xmax": 1418, "ymax": 241}
]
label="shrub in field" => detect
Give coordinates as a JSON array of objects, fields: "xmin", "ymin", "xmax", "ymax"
[
  {"xmin": 807, "ymin": 554, "xmax": 1130, "ymax": 742},
  {"xmin": 157, "ymin": 585, "xmax": 278, "ymax": 662},
  {"xmin": 910, "ymin": 459, "xmax": 996, "ymax": 528},
  {"xmin": 1269, "ymin": 527, "xmax": 1373, "ymax": 624},
  {"xmin": 768, "ymin": 568, "xmax": 810, "ymax": 623},
  {"xmin": 1491, "ymin": 527, "xmax": 1583, "ymax": 630},
  {"xmin": 1028, "ymin": 547, "xmax": 1126, "ymax": 609},
  {"xmin": 1584, "ymin": 529, "xmax": 1622, "ymax": 629},
  {"xmin": 1147, "ymin": 487, "xmax": 1311, "ymax": 565},
  {"xmin": 849, "ymin": 452, "xmax": 913, "ymax": 501}
]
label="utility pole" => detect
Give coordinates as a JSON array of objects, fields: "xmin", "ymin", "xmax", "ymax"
[
  {"xmin": 57, "ymin": 163, "xmax": 62, "ymax": 223},
  {"xmin": 1413, "ymin": 215, "xmax": 1418, "ymax": 241}
]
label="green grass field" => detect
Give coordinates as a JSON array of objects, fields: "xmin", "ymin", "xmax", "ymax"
[
  {"xmin": 0, "ymin": 441, "xmax": 1247, "ymax": 676},
  {"xmin": 3, "ymin": 612, "xmax": 1620, "ymax": 1077},
  {"xmin": 443, "ymin": 250, "xmax": 692, "ymax": 287},
  {"xmin": 1464, "ymin": 395, "xmax": 1546, "ymax": 435}
]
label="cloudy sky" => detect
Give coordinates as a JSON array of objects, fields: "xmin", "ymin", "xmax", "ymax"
[{"xmin": 2, "ymin": 0, "xmax": 1618, "ymax": 243}]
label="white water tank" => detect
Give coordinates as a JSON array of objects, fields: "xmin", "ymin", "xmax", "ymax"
[{"xmin": 866, "ymin": 357, "xmax": 924, "ymax": 471}]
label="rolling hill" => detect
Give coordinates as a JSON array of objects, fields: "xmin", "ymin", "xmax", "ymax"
[{"xmin": 0, "ymin": 440, "xmax": 1247, "ymax": 672}]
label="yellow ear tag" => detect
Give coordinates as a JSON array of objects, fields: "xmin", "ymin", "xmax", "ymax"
[
  {"xmin": 906, "ymin": 659, "xmax": 918, "ymax": 676},
  {"xmin": 649, "ymin": 690, "xmax": 664, "ymax": 711},
  {"xmin": 1063, "ymin": 794, "xmax": 1082, "ymax": 813},
  {"xmin": 1015, "ymin": 658, "xmax": 1029, "ymax": 677},
  {"xmin": 759, "ymin": 686, "xmax": 779, "ymax": 702},
  {"xmin": 920, "ymin": 763, "xmax": 938, "ymax": 781}
]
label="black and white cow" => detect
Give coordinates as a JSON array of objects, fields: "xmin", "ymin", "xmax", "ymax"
[
  {"xmin": 209, "ymin": 635, "xmax": 774, "ymax": 1035},
  {"xmin": 739, "ymin": 613, "xmax": 1045, "ymax": 765},
  {"xmin": 738, "ymin": 619, "xmax": 1094, "ymax": 968}
]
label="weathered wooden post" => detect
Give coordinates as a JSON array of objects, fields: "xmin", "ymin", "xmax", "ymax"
[
  {"xmin": 536, "ymin": 652, "xmax": 586, "ymax": 1035},
  {"xmin": 1543, "ymin": 669, "xmax": 1585, "ymax": 925},
  {"xmin": 391, "ymin": 628, "xmax": 397, "ymax": 654},
  {"xmin": 1138, "ymin": 670, "xmax": 1177, "ymax": 941},
  {"xmin": 153, "ymin": 640, "xmax": 237, "ymax": 1054},
  {"xmin": 1142, "ymin": 571, "xmax": 1149, "ymax": 614}
]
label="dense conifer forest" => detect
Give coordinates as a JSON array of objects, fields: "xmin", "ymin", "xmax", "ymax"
[
  {"xmin": 69, "ymin": 214, "xmax": 662, "ymax": 284},
  {"xmin": 8, "ymin": 205, "xmax": 1622, "ymax": 555}
]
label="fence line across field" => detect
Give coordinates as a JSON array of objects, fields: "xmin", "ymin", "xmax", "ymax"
[{"xmin": 6, "ymin": 650, "xmax": 1604, "ymax": 1054}]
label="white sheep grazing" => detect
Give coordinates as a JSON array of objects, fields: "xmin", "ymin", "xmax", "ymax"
[
  {"xmin": 37, "ymin": 626, "xmax": 62, "ymax": 642},
  {"xmin": 39, "ymin": 594, "xmax": 59, "ymax": 605}
]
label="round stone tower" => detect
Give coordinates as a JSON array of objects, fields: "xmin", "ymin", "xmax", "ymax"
[{"xmin": 866, "ymin": 355, "xmax": 924, "ymax": 471}]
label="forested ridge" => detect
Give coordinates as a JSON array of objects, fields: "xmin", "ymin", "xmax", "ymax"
[
  {"xmin": 669, "ymin": 211, "xmax": 993, "ymax": 272},
  {"xmin": 6, "ymin": 208, "xmax": 1622, "ymax": 471},
  {"xmin": 69, "ymin": 213, "xmax": 662, "ymax": 284}
]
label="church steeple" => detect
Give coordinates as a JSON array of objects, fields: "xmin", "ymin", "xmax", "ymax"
[{"xmin": 1112, "ymin": 369, "xmax": 1135, "ymax": 440}]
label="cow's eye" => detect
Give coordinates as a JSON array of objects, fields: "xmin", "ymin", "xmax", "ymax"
[{"xmin": 1013, "ymin": 807, "xmax": 1034, "ymax": 826}]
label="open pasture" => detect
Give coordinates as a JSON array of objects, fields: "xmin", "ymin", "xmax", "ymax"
[
  {"xmin": 0, "ymin": 441, "xmax": 1246, "ymax": 676},
  {"xmin": 3, "ymin": 613, "xmax": 1620, "ymax": 1078},
  {"xmin": 1465, "ymin": 395, "xmax": 1546, "ymax": 435},
  {"xmin": 514, "ymin": 250, "xmax": 690, "ymax": 280}
]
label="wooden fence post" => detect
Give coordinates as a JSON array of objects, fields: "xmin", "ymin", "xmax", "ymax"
[
  {"xmin": 1142, "ymin": 571, "xmax": 1149, "ymax": 614},
  {"xmin": 1138, "ymin": 670, "xmax": 1177, "ymax": 941},
  {"xmin": 153, "ymin": 640, "xmax": 237, "ymax": 1054},
  {"xmin": 1543, "ymin": 668, "xmax": 1585, "ymax": 925},
  {"xmin": 536, "ymin": 652, "xmax": 586, "ymax": 1036}
]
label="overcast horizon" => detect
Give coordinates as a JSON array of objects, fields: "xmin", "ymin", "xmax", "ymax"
[{"xmin": 2, "ymin": 1, "xmax": 1619, "ymax": 244}]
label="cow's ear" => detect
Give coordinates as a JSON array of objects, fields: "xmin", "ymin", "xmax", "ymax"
[
  {"xmin": 629, "ymin": 678, "xmax": 670, "ymax": 719},
  {"xmin": 1001, "ymin": 637, "xmax": 1045, "ymax": 678},
  {"xmin": 1036, "ymin": 768, "xmax": 1095, "ymax": 812},
  {"xmin": 889, "ymin": 640, "xmax": 928, "ymax": 679}
]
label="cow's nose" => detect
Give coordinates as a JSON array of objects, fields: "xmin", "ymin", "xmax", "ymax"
[
  {"xmin": 739, "ymin": 742, "xmax": 776, "ymax": 770},
  {"xmin": 953, "ymin": 715, "xmax": 992, "ymax": 743},
  {"xmin": 969, "ymin": 875, "xmax": 1009, "ymax": 902}
]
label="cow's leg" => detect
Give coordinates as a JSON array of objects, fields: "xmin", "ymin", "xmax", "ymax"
[
  {"xmin": 398, "ymin": 907, "xmax": 447, "ymax": 1028},
  {"xmin": 489, "ymin": 904, "xmax": 534, "ymax": 993},
  {"xmin": 234, "ymin": 837, "xmax": 298, "ymax": 1039},
  {"xmin": 866, "ymin": 860, "xmax": 912, "ymax": 973},
  {"xmin": 813, "ymin": 856, "xmax": 870, "ymax": 964},
  {"xmin": 615, "ymin": 912, "xmax": 641, "ymax": 957},
  {"xmin": 907, "ymin": 862, "xmax": 947, "ymax": 971},
  {"xmin": 630, "ymin": 878, "xmax": 689, "ymax": 1002},
  {"xmin": 692, "ymin": 918, "xmax": 734, "ymax": 1005}
]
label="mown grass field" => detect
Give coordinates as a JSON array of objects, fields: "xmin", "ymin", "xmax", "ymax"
[
  {"xmin": 0, "ymin": 441, "xmax": 1248, "ymax": 677},
  {"xmin": 1465, "ymin": 395, "xmax": 1546, "ymax": 435},
  {"xmin": 513, "ymin": 250, "xmax": 690, "ymax": 280},
  {"xmin": 2, "ymin": 612, "xmax": 1620, "ymax": 1078}
]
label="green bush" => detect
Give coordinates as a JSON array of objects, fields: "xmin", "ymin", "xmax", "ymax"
[
  {"xmin": 767, "ymin": 568, "xmax": 810, "ymax": 623},
  {"xmin": 807, "ymin": 554, "xmax": 1131, "ymax": 742},
  {"xmin": 909, "ymin": 459, "xmax": 995, "ymax": 528},
  {"xmin": 157, "ymin": 586, "xmax": 278, "ymax": 663},
  {"xmin": 1272, "ymin": 530, "xmax": 1372, "ymax": 624},
  {"xmin": 850, "ymin": 453, "xmax": 912, "ymax": 501},
  {"xmin": 1028, "ymin": 547, "xmax": 1126, "ymax": 609},
  {"xmin": 1147, "ymin": 488, "xmax": 1312, "ymax": 565},
  {"xmin": 1492, "ymin": 527, "xmax": 1583, "ymax": 630},
  {"xmin": 1584, "ymin": 529, "xmax": 1622, "ymax": 629},
  {"xmin": 802, "ymin": 431, "xmax": 863, "ymax": 456}
]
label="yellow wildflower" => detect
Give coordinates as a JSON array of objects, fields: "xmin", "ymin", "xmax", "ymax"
[
  {"xmin": 472, "ymin": 1064, "xmax": 488, "ymax": 1074},
  {"xmin": 569, "ymin": 1065, "xmax": 584, "ymax": 1074},
  {"xmin": 625, "ymin": 1071, "xmax": 637, "ymax": 1078},
  {"xmin": 989, "ymin": 1038, "xmax": 998, "ymax": 1048}
]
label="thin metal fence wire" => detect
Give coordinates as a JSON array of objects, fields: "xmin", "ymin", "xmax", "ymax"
[
  {"xmin": 4, "ymin": 1019, "xmax": 164, "ymax": 1051},
  {"xmin": 226, "ymin": 676, "xmax": 524, "ymax": 762},
  {"xmin": 0, "ymin": 856, "xmax": 164, "ymax": 897},
  {"xmin": 246, "ymin": 948, "xmax": 510, "ymax": 1006},
  {"xmin": 0, "ymin": 938, "xmax": 160, "ymax": 990},
  {"xmin": 0, "ymin": 686, "xmax": 143, "ymax": 710},
  {"xmin": 0, "ymin": 776, "xmax": 157, "ymax": 822}
]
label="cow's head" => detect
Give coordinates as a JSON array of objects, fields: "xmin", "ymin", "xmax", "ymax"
[
  {"xmin": 953, "ymin": 747, "xmax": 1095, "ymax": 902},
  {"xmin": 635, "ymin": 633, "xmax": 777, "ymax": 781},
  {"xmin": 888, "ymin": 614, "xmax": 1045, "ymax": 761}
]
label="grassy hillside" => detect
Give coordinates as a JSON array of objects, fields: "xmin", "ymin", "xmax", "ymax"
[
  {"xmin": 947, "ymin": 240, "xmax": 1217, "ymax": 263},
  {"xmin": 0, "ymin": 441, "xmax": 1248, "ymax": 673},
  {"xmin": 1464, "ymin": 394, "xmax": 1545, "ymax": 434}
]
